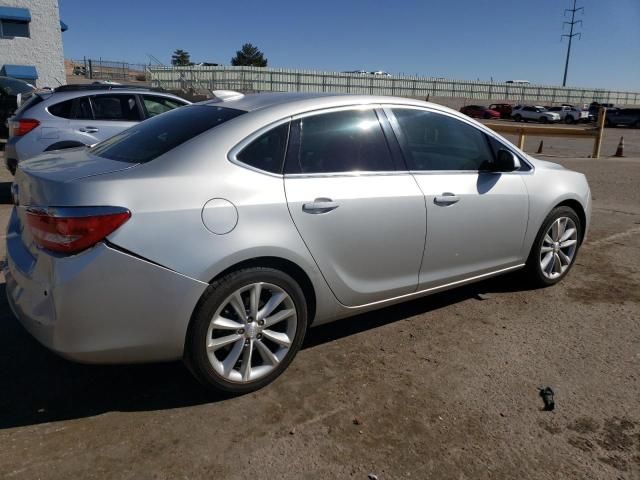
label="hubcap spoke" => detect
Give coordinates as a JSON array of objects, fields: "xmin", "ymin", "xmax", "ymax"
[
  {"xmin": 258, "ymin": 292, "xmax": 286, "ymax": 321},
  {"xmin": 211, "ymin": 316, "xmax": 243, "ymax": 331},
  {"xmin": 541, "ymin": 251, "xmax": 554, "ymax": 271},
  {"xmin": 540, "ymin": 245, "xmax": 554, "ymax": 253},
  {"xmin": 544, "ymin": 234, "xmax": 554, "ymax": 245},
  {"xmin": 208, "ymin": 333, "xmax": 241, "ymax": 351},
  {"xmin": 560, "ymin": 239, "xmax": 577, "ymax": 248},
  {"xmin": 560, "ymin": 227, "xmax": 576, "ymax": 242},
  {"xmin": 255, "ymin": 339, "xmax": 280, "ymax": 366},
  {"xmin": 222, "ymin": 339, "xmax": 245, "ymax": 376},
  {"xmin": 557, "ymin": 249, "xmax": 571, "ymax": 266},
  {"xmin": 249, "ymin": 283, "xmax": 262, "ymax": 320},
  {"xmin": 240, "ymin": 339, "xmax": 254, "ymax": 381},
  {"xmin": 230, "ymin": 292, "xmax": 248, "ymax": 322},
  {"xmin": 263, "ymin": 308, "xmax": 295, "ymax": 328},
  {"xmin": 262, "ymin": 329, "xmax": 291, "ymax": 347}
]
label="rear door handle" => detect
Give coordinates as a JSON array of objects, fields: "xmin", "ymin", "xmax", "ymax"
[
  {"xmin": 302, "ymin": 198, "xmax": 340, "ymax": 214},
  {"xmin": 434, "ymin": 193, "xmax": 460, "ymax": 205},
  {"xmin": 79, "ymin": 126, "xmax": 99, "ymax": 133}
]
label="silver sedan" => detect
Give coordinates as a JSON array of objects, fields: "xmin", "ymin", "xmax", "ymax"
[{"xmin": 5, "ymin": 92, "xmax": 591, "ymax": 394}]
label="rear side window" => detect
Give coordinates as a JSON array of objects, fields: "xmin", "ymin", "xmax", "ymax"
[
  {"xmin": 391, "ymin": 108, "xmax": 493, "ymax": 171},
  {"xmin": 90, "ymin": 105, "xmax": 245, "ymax": 163},
  {"xmin": 142, "ymin": 95, "xmax": 186, "ymax": 118},
  {"xmin": 48, "ymin": 99, "xmax": 73, "ymax": 118},
  {"xmin": 91, "ymin": 94, "xmax": 141, "ymax": 121},
  {"xmin": 236, "ymin": 123, "xmax": 289, "ymax": 174},
  {"xmin": 285, "ymin": 108, "xmax": 394, "ymax": 174}
]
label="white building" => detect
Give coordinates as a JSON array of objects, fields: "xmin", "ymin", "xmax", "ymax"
[{"xmin": 0, "ymin": 0, "xmax": 66, "ymax": 87}]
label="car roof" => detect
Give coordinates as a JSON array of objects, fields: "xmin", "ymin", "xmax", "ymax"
[
  {"xmin": 198, "ymin": 92, "xmax": 448, "ymax": 116},
  {"xmin": 26, "ymin": 88, "xmax": 189, "ymax": 107}
]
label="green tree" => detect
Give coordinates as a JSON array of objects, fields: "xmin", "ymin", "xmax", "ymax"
[
  {"xmin": 171, "ymin": 49, "xmax": 192, "ymax": 66},
  {"xmin": 231, "ymin": 43, "xmax": 268, "ymax": 67}
]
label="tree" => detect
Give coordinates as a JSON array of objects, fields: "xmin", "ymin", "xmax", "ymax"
[
  {"xmin": 231, "ymin": 43, "xmax": 267, "ymax": 67},
  {"xmin": 171, "ymin": 49, "xmax": 192, "ymax": 66}
]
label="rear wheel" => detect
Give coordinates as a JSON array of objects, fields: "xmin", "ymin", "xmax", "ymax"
[
  {"xmin": 565, "ymin": 116, "xmax": 575, "ymax": 124},
  {"xmin": 525, "ymin": 206, "xmax": 582, "ymax": 287},
  {"xmin": 540, "ymin": 116, "xmax": 549, "ymax": 124},
  {"xmin": 185, "ymin": 267, "xmax": 308, "ymax": 395},
  {"xmin": 513, "ymin": 114, "xmax": 522, "ymax": 122}
]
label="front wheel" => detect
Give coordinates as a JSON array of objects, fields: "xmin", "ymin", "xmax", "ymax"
[
  {"xmin": 525, "ymin": 206, "xmax": 582, "ymax": 287},
  {"xmin": 540, "ymin": 116, "xmax": 549, "ymax": 124},
  {"xmin": 185, "ymin": 267, "xmax": 308, "ymax": 395},
  {"xmin": 513, "ymin": 114, "xmax": 522, "ymax": 122},
  {"xmin": 565, "ymin": 116, "xmax": 575, "ymax": 124}
]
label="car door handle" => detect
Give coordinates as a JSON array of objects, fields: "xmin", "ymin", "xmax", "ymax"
[
  {"xmin": 434, "ymin": 193, "xmax": 460, "ymax": 205},
  {"xmin": 79, "ymin": 126, "xmax": 99, "ymax": 133},
  {"xmin": 302, "ymin": 198, "xmax": 340, "ymax": 214}
]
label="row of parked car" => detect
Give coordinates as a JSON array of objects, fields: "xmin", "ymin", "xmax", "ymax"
[{"xmin": 460, "ymin": 101, "xmax": 640, "ymax": 127}]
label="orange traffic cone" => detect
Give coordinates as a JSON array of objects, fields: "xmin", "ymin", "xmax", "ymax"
[
  {"xmin": 614, "ymin": 137, "xmax": 624, "ymax": 157},
  {"xmin": 536, "ymin": 140, "xmax": 544, "ymax": 154}
]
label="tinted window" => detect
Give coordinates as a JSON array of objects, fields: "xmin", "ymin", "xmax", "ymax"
[
  {"xmin": 1, "ymin": 20, "xmax": 29, "ymax": 38},
  {"xmin": 72, "ymin": 97, "xmax": 93, "ymax": 120},
  {"xmin": 48, "ymin": 100, "xmax": 73, "ymax": 118},
  {"xmin": 391, "ymin": 108, "xmax": 493, "ymax": 171},
  {"xmin": 142, "ymin": 95, "xmax": 186, "ymax": 118},
  {"xmin": 91, "ymin": 94, "xmax": 141, "ymax": 121},
  {"xmin": 90, "ymin": 105, "xmax": 245, "ymax": 163},
  {"xmin": 286, "ymin": 109, "xmax": 394, "ymax": 174},
  {"xmin": 236, "ymin": 123, "xmax": 289, "ymax": 174}
]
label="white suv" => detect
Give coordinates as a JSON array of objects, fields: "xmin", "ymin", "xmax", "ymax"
[{"xmin": 511, "ymin": 105, "xmax": 561, "ymax": 124}]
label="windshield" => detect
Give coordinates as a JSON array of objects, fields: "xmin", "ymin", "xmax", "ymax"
[
  {"xmin": 0, "ymin": 76, "xmax": 35, "ymax": 95},
  {"xmin": 90, "ymin": 105, "xmax": 246, "ymax": 163}
]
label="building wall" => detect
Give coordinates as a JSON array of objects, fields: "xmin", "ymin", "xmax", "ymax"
[{"xmin": 0, "ymin": 0, "xmax": 65, "ymax": 87}]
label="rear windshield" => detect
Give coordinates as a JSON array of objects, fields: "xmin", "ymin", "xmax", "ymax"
[{"xmin": 90, "ymin": 105, "xmax": 245, "ymax": 163}]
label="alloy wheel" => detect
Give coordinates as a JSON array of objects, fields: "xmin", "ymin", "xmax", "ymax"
[
  {"xmin": 205, "ymin": 282, "xmax": 297, "ymax": 383},
  {"xmin": 539, "ymin": 217, "xmax": 578, "ymax": 280}
]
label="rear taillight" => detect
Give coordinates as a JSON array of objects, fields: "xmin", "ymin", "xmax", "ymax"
[
  {"xmin": 26, "ymin": 207, "xmax": 131, "ymax": 253},
  {"xmin": 9, "ymin": 118, "xmax": 40, "ymax": 137}
]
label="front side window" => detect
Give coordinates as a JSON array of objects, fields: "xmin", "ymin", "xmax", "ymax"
[
  {"xmin": 142, "ymin": 95, "xmax": 186, "ymax": 118},
  {"xmin": 390, "ymin": 108, "xmax": 494, "ymax": 171},
  {"xmin": 0, "ymin": 20, "xmax": 29, "ymax": 38},
  {"xmin": 236, "ymin": 123, "xmax": 289, "ymax": 174},
  {"xmin": 90, "ymin": 105, "xmax": 245, "ymax": 163},
  {"xmin": 91, "ymin": 94, "xmax": 141, "ymax": 121},
  {"xmin": 285, "ymin": 108, "xmax": 394, "ymax": 174}
]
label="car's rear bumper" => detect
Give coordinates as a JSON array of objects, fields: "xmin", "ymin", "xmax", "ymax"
[{"xmin": 4, "ymin": 208, "xmax": 208, "ymax": 363}]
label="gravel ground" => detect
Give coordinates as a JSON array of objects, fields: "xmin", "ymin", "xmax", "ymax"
[{"xmin": 0, "ymin": 144, "xmax": 639, "ymax": 479}]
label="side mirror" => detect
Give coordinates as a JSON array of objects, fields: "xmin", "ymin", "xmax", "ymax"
[{"xmin": 494, "ymin": 149, "xmax": 521, "ymax": 172}]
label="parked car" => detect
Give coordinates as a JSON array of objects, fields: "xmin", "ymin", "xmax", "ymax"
[
  {"xmin": 6, "ymin": 92, "xmax": 591, "ymax": 394},
  {"xmin": 588, "ymin": 102, "xmax": 616, "ymax": 122},
  {"xmin": 506, "ymin": 80, "xmax": 530, "ymax": 85},
  {"xmin": 547, "ymin": 105, "xmax": 589, "ymax": 124},
  {"xmin": 488, "ymin": 103, "xmax": 513, "ymax": 119},
  {"xmin": 511, "ymin": 105, "xmax": 561, "ymax": 123},
  {"xmin": 4, "ymin": 84, "xmax": 190, "ymax": 174},
  {"xmin": 460, "ymin": 105, "xmax": 500, "ymax": 119},
  {"xmin": 0, "ymin": 76, "xmax": 35, "ymax": 139},
  {"xmin": 605, "ymin": 108, "xmax": 640, "ymax": 128},
  {"xmin": 372, "ymin": 71, "xmax": 391, "ymax": 76}
]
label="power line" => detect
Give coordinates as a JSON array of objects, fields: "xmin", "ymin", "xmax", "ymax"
[{"xmin": 561, "ymin": 0, "xmax": 584, "ymax": 87}]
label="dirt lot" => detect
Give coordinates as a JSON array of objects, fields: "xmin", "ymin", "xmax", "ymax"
[{"xmin": 0, "ymin": 133, "xmax": 639, "ymax": 479}]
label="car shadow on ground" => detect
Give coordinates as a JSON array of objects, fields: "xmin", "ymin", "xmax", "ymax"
[{"xmin": 0, "ymin": 272, "xmax": 536, "ymax": 429}]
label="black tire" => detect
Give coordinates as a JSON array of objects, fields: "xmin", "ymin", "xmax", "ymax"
[
  {"xmin": 565, "ymin": 116, "xmax": 575, "ymax": 124},
  {"xmin": 606, "ymin": 119, "xmax": 614, "ymax": 128},
  {"xmin": 185, "ymin": 267, "xmax": 308, "ymax": 395},
  {"xmin": 513, "ymin": 114, "xmax": 522, "ymax": 122},
  {"xmin": 525, "ymin": 206, "xmax": 582, "ymax": 287},
  {"xmin": 483, "ymin": 112, "xmax": 491, "ymax": 119},
  {"xmin": 540, "ymin": 116, "xmax": 549, "ymax": 124}
]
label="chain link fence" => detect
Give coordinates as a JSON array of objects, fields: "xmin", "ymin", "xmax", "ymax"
[{"xmin": 68, "ymin": 59, "xmax": 150, "ymax": 82}]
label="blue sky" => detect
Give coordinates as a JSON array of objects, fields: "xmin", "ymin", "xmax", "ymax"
[{"xmin": 59, "ymin": 0, "xmax": 639, "ymax": 91}]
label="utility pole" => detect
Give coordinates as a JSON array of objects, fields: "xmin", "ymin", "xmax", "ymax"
[{"xmin": 561, "ymin": 0, "xmax": 583, "ymax": 87}]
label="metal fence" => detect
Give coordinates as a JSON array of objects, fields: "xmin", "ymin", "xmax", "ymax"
[
  {"xmin": 69, "ymin": 58, "xmax": 150, "ymax": 82},
  {"xmin": 149, "ymin": 66, "xmax": 640, "ymax": 106}
]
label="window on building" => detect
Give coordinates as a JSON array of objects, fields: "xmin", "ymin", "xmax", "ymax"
[{"xmin": 0, "ymin": 19, "xmax": 29, "ymax": 38}]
